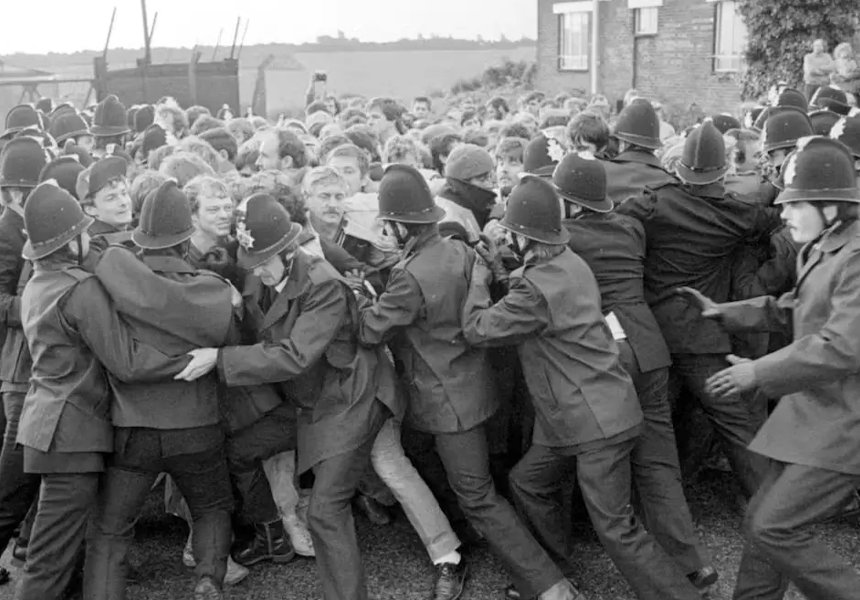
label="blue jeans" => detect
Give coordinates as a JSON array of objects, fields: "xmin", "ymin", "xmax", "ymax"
[{"xmin": 370, "ymin": 419, "xmax": 460, "ymax": 562}]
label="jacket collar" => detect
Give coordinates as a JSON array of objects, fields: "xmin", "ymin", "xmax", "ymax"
[
  {"xmin": 683, "ymin": 181, "xmax": 727, "ymax": 199},
  {"xmin": 611, "ymin": 150, "xmax": 663, "ymax": 169},
  {"xmin": 796, "ymin": 220, "xmax": 860, "ymax": 290},
  {"xmin": 140, "ymin": 253, "xmax": 197, "ymax": 274},
  {"xmin": 88, "ymin": 219, "xmax": 126, "ymax": 236},
  {"xmin": 403, "ymin": 228, "xmax": 440, "ymax": 259},
  {"xmin": 261, "ymin": 250, "xmax": 312, "ymax": 330}
]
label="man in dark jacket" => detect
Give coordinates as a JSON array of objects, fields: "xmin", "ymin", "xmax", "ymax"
[
  {"xmin": 83, "ymin": 180, "xmax": 238, "ymax": 600},
  {"xmin": 616, "ymin": 121, "xmax": 781, "ymax": 498},
  {"xmin": 15, "ymin": 181, "xmax": 188, "ymax": 599},
  {"xmin": 553, "ymin": 152, "xmax": 717, "ymax": 592},
  {"xmin": 355, "ymin": 166, "xmax": 577, "ymax": 600},
  {"xmin": 0, "ymin": 137, "xmax": 47, "ymax": 579},
  {"xmin": 462, "ymin": 175, "xmax": 702, "ymax": 600}
]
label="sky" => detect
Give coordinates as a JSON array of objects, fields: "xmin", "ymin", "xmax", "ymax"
[{"xmin": 0, "ymin": 0, "xmax": 537, "ymax": 55}]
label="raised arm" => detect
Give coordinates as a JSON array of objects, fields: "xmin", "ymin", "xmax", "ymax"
[{"xmin": 356, "ymin": 267, "xmax": 423, "ymax": 347}]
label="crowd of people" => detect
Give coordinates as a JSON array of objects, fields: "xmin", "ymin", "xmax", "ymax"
[{"xmin": 0, "ymin": 70, "xmax": 858, "ymax": 600}]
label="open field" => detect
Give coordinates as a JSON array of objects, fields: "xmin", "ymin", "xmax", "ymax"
[{"xmin": 1, "ymin": 46, "xmax": 535, "ymax": 115}]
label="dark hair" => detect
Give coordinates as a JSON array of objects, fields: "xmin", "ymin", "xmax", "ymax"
[
  {"xmin": 430, "ymin": 133, "xmax": 462, "ymax": 174},
  {"xmin": 344, "ymin": 125, "xmax": 381, "ymax": 162},
  {"xmin": 567, "ymin": 111, "xmax": 610, "ymax": 151},
  {"xmin": 275, "ymin": 187, "xmax": 309, "ymax": 226},
  {"xmin": 190, "ymin": 115, "xmax": 223, "ymax": 137},
  {"xmin": 724, "ymin": 128, "xmax": 760, "ymax": 166},
  {"xmin": 274, "ymin": 128, "xmax": 309, "ymax": 169},
  {"xmin": 499, "ymin": 122, "xmax": 532, "ymax": 140},
  {"xmin": 413, "ymin": 96, "xmax": 431, "ymax": 108},
  {"xmin": 325, "ymin": 95, "xmax": 341, "ymax": 116},
  {"xmin": 460, "ymin": 110, "xmax": 480, "ymax": 127},
  {"xmin": 199, "ymin": 127, "xmax": 239, "ymax": 162},
  {"xmin": 540, "ymin": 114, "xmax": 570, "ymax": 129},
  {"xmin": 94, "ymin": 134, "xmax": 125, "ymax": 150},
  {"xmin": 319, "ymin": 134, "xmax": 352, "ymax": 162},
  {"xmin": 487, "ymin": 96, "xmax": 510, "ymax": 114}
]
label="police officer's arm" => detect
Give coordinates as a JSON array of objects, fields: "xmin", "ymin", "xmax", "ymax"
[
  {"xmin": 462, "ymin": 263, "xmax": 547, "ymax": 347},
  {"xmin": 715, "ymin": 293, "xmax": 794, "ymax": 334},
  {"xmin": 0, "ymin": 223, "xmax": 24, "ymax": 329},
  {"xmin": 218, "ymin": 279, "xmax": 348, "ymax": 387},
  {"xmin": 750, "ymin": 248, "xmax": 860, "ymax": 398},
  {"xmin": 731, "ymin": 229, "xmax": 798, "ymax": 300},
  {"xmin": 356, "ymin": 267, "xmax": 423, "ymax": 347},
  {"xmin": 59, "ymin": 278, "xmax": 191, "ymax": 383},
  {"xmin": 614, "ymin": 188, "xmax": 657, "ymax": 223}
]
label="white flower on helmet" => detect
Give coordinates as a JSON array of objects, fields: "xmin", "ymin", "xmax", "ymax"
[
  {"xmin": 236, "ymin": 221, "xmax": 255, "ymax": 250},
  {"xmin": 783, "ymin": 152, "xmax": 799, "ymax": 187},
  {"xmin": 831, "ymin": 118, "xmax": 848, "ymax": 141},
  {"xmin": 547, "ymin": 137, "xmax": 565, "ymax": 163}
]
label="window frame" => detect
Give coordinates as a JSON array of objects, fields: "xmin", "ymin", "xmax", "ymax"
[
  {"xmin": 712, "ymin": 0, "xmax": 747, "ymax": 73},
  {"xmin": 634, "ymin": 7, "xmax": 659, "ymax": 36},
  {"xmin": 557, "ymin": 10, "xmax": 591, "ymax": 72}
]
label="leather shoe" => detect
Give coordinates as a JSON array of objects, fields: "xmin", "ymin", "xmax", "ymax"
[
  {"xmin": 505, "ymin": 584, "xmax": 523, "ymax": 600},
  {"xmin": 354, "ymin": 493, "xmax": 393, "ymax": 526},
  {"xmin": 433, "ymin": 558, "xmax": 468, "ymax": 600},
  {"xmin": 194, "ymin": 576, "xmax": 223, "ymax": 600},
  {"xmin": 687, "ymin": 565, "xmax": 719, "ymax": 590}
]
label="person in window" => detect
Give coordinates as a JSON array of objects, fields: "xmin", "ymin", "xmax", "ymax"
[
  {"xmin": 830, "ymin": 42, "xmax": 860, "ymax": 104},
  {"xmin": 803, "ymin": 39, "xmax": 834, "ymax": 100}
]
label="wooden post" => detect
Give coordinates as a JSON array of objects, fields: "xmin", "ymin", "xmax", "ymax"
[
  {"xmin": 141, "ymin": 0, "xmax": 152, "ymax": 65},
  {"xmin": 188, "ymin": 47, "xmax": 202, "ymax": 106}
]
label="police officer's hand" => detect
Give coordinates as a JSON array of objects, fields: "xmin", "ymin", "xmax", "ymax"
[
  {"xmin": 476, "ymin": 235, "xmax": 508, "ymax": 283},
  {"xmin": 175, "ymin": 348, "xmax": 219, "ymax": 382},
  {"xmin": 705, "ymin": 355, "xmax": 756, "ymax": 399},
  {"xmin": 676, "ymin": 287, "xmax": 721, "ymax": 320}
]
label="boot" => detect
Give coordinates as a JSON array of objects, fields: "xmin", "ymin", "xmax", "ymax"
[
  {"xmin": 283, "ymin": 514, "xmax": 315, "ymax": 558},
  {"xmin": 263, "ymin": 451, "xmax": 315, "ymax": 557},
  {"xmin": 184, "ymin": 530, "xmax": 250, "ymax": 585},
  {"xmin": 537, "ymin": 579, "xmax": 587, "ymax": 600},
  {"xmin": 233, "ymin": 519, "xmax": 296, "ymax": 567},
  {"xmin": 193, "ymin": 575, "xmax": 223, "ymax": 600}
]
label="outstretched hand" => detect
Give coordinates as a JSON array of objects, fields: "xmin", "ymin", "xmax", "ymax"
[
  {"xmin": 705, "ymin": 354, "xmax": 756, "ymax": 399},
  {"xmin": 175, "ymin": 348, "xmax": 219, "ymax": 382},
  {"xmin": 676, "ymin": 287, "xmax": 721, "ymax": 320}
]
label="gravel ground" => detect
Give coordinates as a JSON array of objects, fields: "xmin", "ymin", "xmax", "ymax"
[{"xmin": 0, "ymin": 469, "xmax": 857, "ymax": 599}]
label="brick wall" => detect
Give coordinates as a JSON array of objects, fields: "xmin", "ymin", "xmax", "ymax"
[
  {"xmin": 535, "ymin": 0, "xmax": 744, "ymax": 115},
  {"xmin": 536, "ymin": 0, "xmax": 591, "ymax": 95}
]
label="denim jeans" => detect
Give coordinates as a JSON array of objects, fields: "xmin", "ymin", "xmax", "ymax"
[{"xmin": 370, "ymin": 419, "xmax": 460, "ymax": 562}]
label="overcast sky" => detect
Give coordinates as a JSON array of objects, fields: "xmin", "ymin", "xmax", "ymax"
[{"xmin": 0, "ymin": 0, "xmax": 537, "ymax": 55}]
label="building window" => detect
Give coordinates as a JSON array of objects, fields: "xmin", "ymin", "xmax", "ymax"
[
  {"xmin": 558, "ymin": 11, "xmax": 590, "ymax": 71},
  {"xmin": 634, "ymin": 7, "xmax": 658, "ymax": 35},
  {"xmin": 713, "ymin": 0, "xmax": 747, "ymax": 72}
]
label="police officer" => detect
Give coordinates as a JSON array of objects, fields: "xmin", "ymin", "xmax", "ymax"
[
  {"xmin": 553, "ymin": 152, "xmax": 717, "ymax": 592},
  {"xmin": 462, "ymin": 175, "xmax": 702, "ymax": 600},
  {"xmin": 15, "ymin": 181, "xmax": 187, "ymax": 600},
  {"xmin": 602, "ymin": 99, "xmax": 675, "ymax": 206},
  {"xmin": 84, "ymin": 181, "xmax": 238, "ymax": 600},
  {"xmin": 616, "ymin": 121, "xmax": 781, "ymax": 499},
  {"xmin": 355, "ymin": 165, "xmax": 575, "ymax": 600},
  {"xmin": 687, "ymin": 137, "xmax": 860, "ymax": 600},
  {"xmin": 0, "ymin": 137, "xmax": 48, "ymax": 576},
  {"xmin": 175, "ymin": 192, "xmax": 403, "ymax": 600}
]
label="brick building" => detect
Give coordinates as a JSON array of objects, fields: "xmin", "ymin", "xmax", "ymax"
[{"xmin": 535, "ymin": 0, "xmax": 749, "ymax": 115}]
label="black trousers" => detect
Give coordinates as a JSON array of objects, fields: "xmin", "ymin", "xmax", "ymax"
[
  {"xmin": 14, "ymin": 472, "xmax": 99, "ymax": 600},
  {"xmin": 306, "ymin": 402, "xmax": 386, "ymax": 600},
  {"xmin": 435, "ymin": 425, "xmax": 562, "ymax": 599},
  {"xmin": 509, "ymin": 437, "xmax": 702, "ymax": 600},
  {"xmin": 734, "ymin": 460, "xmax": 860, "ymax": 600},
  {"xmin": 227, "ymin": 402, "xmax": 297, "ymax": 524},
  {"xmin": 84, "ymin": 427, "xmax": 234, "ymax": 600},
  {"xmin": 619, "ymin": 342, "xmax": 708, "ymax": 575},
  {"xmin": 0, "ymin": 392, "xmax": 41, "ymax": 551},
  {"xmin": 671, "ymin": 353, "xmax": 768, "ymax": 498}
]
